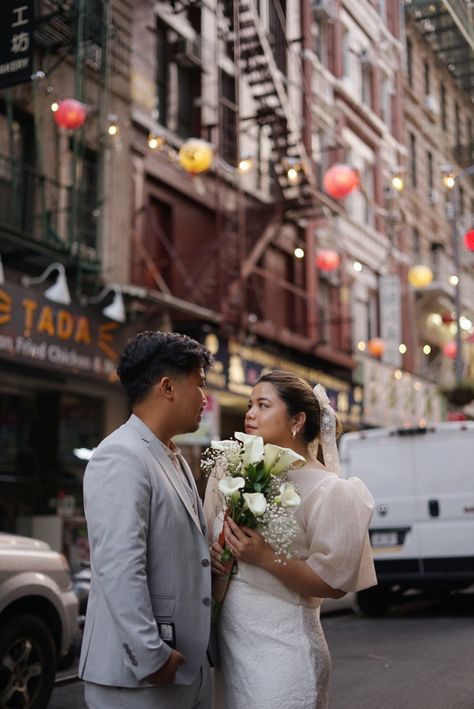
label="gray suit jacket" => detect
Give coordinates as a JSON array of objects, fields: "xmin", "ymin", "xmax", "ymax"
[{"xmin": 79, "ymin": 414, "xmax": 212, "ymax": 687}]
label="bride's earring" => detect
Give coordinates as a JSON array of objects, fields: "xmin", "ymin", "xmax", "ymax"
[{"xmin": 291, "ymin": 426, "xmax": 297, "ymax": 439}]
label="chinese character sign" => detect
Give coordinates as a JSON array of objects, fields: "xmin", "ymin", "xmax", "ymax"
[
  {"xmin": 379, "ymin": 274, "xmax": 402, "ymax": 368},
  {"xmin": 0, "ymin": 1, "xmax": 34, "ymax": 89}
]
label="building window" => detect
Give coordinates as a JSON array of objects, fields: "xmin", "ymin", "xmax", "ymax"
[
  {"xmin": 413, "ymin": 227, "xmax": 421, "ymax": 260},
  {"xmin": 176, "ymin": 64, "xmax": 201, "ymax": 139},
  {"xmin": 406, "ymin": 37, "xmax": 413, "ymax": 88},
  {"xmin": 455, "ymin": 102, "xmax": 461, "ymax": 145},
  {"xmin": 409, "ymin": 132, "xmax": 417, "ymax": 188},
  {"xmin": 220, "ymin": 69, "xmax": 237, "ymax": 166},
  {"xmin": 268, "ymin": 0, "xmax": 287, "ymax": 75},
  {"xmin": 361, "ymin": 64, "xmax": 373, "ymax": 107},
  {"xmin": 156, "ymin": 21, "xmax": 170, "ymax": 128},
  {"xmin": 342, "ymin": 29, "xmax": 350, "ymax": 78},
  {"xmin": 380, "ymin": 76, "xmax": 392, "ymax": 126},
  {"xmin": 440, "ymin": 82, "xmax": 447, "ymax": 130},
  {"xmin": 423, "ymin": 60, "xmax": 430, "ymax": 95},
  {"xmin": 427, "ymin": 150, "xmax": 433, "ymax": 192},
  {"xmin": 363, "ymin": 163, "xmax": 375, "ymax": 227}
]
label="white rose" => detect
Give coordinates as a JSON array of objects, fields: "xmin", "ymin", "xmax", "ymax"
[
  {"xmin": 218, "ymin": 476, "xmax": 245, "ymax": 499},
  {"xmin": 242, "ymin": 492, "xmax": 267, "ymax": 517},
  {"xmin": 279, "ymin": 482, "xmax": 301, "ymax": 508},
  {"xmin": 263, "ymin": 444, "xmax": 306, "ymax": 475},
  {"xmin": 234, "ymin": 431, "xmax": 265, "ymax": 467}
]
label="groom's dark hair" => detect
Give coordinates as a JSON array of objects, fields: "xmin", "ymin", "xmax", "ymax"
[{"xmin": 117, "ymin": 330, "xmax": 213, "ymax": 405}]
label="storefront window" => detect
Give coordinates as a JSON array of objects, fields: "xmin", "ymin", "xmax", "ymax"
[{"xmin": 0, "ymin": 388, "xmax": 103, "ymax": 533}]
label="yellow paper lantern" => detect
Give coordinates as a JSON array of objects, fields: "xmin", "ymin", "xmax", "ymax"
[
  {"xmin": 408, "ymin": 265, "xmax": 433, "ymax": 288},
  {"xmin": 178, "ymin": 138, "xmax": 214, "ymax": 174}
]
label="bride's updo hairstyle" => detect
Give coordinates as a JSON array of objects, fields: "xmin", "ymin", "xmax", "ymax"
[{"xmin": 256, "ymin": 370, "xmax": 342, "ymax": 443}]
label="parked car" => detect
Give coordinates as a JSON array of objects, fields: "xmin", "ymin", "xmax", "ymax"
[
  {"xmin": 0, "ymin": 532, "xmax": 79, "ymax": 708},
  {"xmin": 340, "ymin": 421, "xmax": 474, "ymax": 614}
]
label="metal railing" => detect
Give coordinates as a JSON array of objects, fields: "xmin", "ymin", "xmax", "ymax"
[{"xmin": 0, "ymin": 153, "xmax": 98, "ymax": 262}]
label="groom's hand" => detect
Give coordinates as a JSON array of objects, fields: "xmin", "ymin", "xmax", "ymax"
[{"xmin": 145, "ymin": 649, "xmax": 185, "ymax": 686}]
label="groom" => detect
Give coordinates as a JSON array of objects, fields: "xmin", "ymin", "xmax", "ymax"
[{"xmin": 79, "ymin": 330, "xmax": 214, "ymax": 709}]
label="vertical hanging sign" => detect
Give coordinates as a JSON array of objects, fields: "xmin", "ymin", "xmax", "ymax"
[
  {"xmin": 0, "ymin": 1, "xmax": 35, "ymax": 89},
  {"xmin": 379, "ymin": 274, "xmax": 402, "ymax": 367}
]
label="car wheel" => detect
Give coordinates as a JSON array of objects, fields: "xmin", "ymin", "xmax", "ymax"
[
  {"xmin": 0, "ymin": 614, "xmax": 57, "ymax": 709},
  {"xmin": 357, "ymin": 586, "xmax": 392, "ymax": 616}
]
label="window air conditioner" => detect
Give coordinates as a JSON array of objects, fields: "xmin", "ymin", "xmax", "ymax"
[
  {"xmin": 173, "ymin": 37, "xmax": 202, "ymax": 68},
  {"xmin": 359, "ymin": 48, "xmax": 373, "ymax": 67},
  {"xmin": 312, "ymin": 0, "xmax": 337, "ymax": 22},
  {"xmin": 424, "ymin": 94, "xmax": 439, "ymax": 115}
]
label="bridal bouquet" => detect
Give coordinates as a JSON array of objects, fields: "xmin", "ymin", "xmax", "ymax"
[{"xmin": 202, "ymin": 432, "xmax": 305, "ymax": 619}]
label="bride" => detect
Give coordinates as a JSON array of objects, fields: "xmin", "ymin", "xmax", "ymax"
[{"xmin": 204, "ymin": 370, "xmax": 376, "ymax": 709}]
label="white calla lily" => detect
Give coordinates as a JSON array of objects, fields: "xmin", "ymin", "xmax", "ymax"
[
  {"xmin": 234, "ymin": 431, "xmax": 265, "ymax": 467},
  {"xmin": 279, "ymin": 482, "xmax": 301, "ymax": 508},
  {"xmin": 263, "ymin": 444, "xmax": 306, "ymax": 475},
  {"xmin": 211, "ymin": 439, "xmax": 237, "ymax": 451},
  {"xmin": 242, "ymin": 492, "xmax": 267, "ymax": 517},
  {"xmin": 218, "ymin": 476, "xmax": 245, "ymax": 499}
]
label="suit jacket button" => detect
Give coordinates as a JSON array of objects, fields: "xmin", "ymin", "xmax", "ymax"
[
  {"xmin": 202, "ymin": 597, "xmax": 211, "ymax": 606},
  {"xmin": 201, "ymin": 559, "xmax": 210, "ymax": 567}
]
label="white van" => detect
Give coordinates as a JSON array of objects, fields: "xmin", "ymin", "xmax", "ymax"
[{"xmin": 339, "ymin": 421, "xmax": 474, "ymax": 614}]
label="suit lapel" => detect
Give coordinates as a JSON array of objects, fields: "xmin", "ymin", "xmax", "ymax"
[
  {"xmin": 178, "ymin": 454, "xmax": 208, "ymax": 536},
  {"xmin": 148, "ymin": 439, "xmax": 204, "ymax": 535},
  {"xmin": 125, "ymin": 414, "xmax": 205, "ymax": 536}
]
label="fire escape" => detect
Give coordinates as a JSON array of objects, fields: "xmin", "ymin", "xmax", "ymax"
[{"xmin": 0, "ymin": 0, "xmax": 122, "ymax": 295}]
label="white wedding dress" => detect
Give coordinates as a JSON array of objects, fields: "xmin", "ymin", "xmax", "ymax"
[{"xmin": 205, "ymin": 463, "xmax": 377, "ymax": 709}]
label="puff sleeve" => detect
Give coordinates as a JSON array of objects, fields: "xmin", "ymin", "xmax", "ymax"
[{"xmin": 304, "ymin": 476, "xmax": 377, "ymax": 593}]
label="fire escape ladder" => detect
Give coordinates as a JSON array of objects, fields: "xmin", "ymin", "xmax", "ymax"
[{"xmin": 230, "ymin": 1, "xmax": 316, "ymax": 207}]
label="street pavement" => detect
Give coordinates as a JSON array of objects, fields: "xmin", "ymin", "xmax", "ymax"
[{"xmin": 49, "ymin": 591, "xmax": 474, "ymax": 709}]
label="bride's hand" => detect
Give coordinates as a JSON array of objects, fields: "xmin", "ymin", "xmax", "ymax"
[
  {"xmin": 210, "ymin": 541, "xmax": 234, "ymax": 576},
  {"xmin": 224, "ymin": 517, "xmax": 274, "ymax": 568}
]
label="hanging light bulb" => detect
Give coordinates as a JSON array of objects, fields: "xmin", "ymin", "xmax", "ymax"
[
  {"xmin": 391, "ymin": 174, "xmax": 404, "ymax": 192},
  {"xmin": 148, "ymin": 133, "xmax": 164, "ymax": 150},
  {"xmin": 107, "ymin": 114, "xmax": 119, "ymax": 136},
  {"xmin": 238, "ymin": 157, "xmax": 253, "ymax": 173},
  {"xmin": 51, "ymin": 101, "xmax": 59, "ymax": 113},
  {"xmin": 294, "ymin": 247, "xmax": 305, "ymax": 259}
]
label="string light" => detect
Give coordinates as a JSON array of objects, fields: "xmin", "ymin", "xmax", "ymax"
[
  {"xmin": 357, "ymin": 341, "xmax": 366, "ymax": 351},
  {"xmin": 423, "ymin": 344, "xmax": 431, "ymax": 355},
  {"xmin": 294, "ymin": 247, "xmax": 305, "ymax": 259},
  {"xmin": 238, "ymin": 157, "xmax": 253, "ymax": 173},
  {"xmin": 449, "ymin": 274, "xmax": 459, "ymax": 286},
  {"xmin": 353, "ymin": 261, "xmax": 362, "ymax": 272},
  {"xmin": 394, "ymin": 369, "xmax": 402, "ymax": 380},
  {"xmin": 107, "ymin": 114, "xmax": 119, "ymax": 137},
  {"xmin": 399, "ymin": 343, "xmax": 407, "ymax": 354},
  {"xmin": 148, "ymin": 133, "xmax": 164, "ymax": 150},
  {"xmin": 51, "ymin": 101, "xmax": 59, "ymax": 112}
]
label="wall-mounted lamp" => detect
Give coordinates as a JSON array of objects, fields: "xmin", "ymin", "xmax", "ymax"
[
  {"xmin": 83, "ymin": 284, "xmax": 126, "ymax": 323},
  {"xmin": 21, "ymin": 262, "xmax": 71, "ymax": 305}
]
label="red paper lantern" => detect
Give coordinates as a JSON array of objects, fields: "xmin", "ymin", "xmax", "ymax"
[
  {"xmin": 316, "ymin": 249, "xmax": 340, "ymax": 271},
  {"xmin": 323, "ymin": 164, "xmax": 359, "ymax": 199},
  {"xmin": 367, "ymin": 337, "xmax": 385, "ymax": 358},
  {"xmin": 441, "ymin": 312, "xmax": 454, "ymax": 325},
  {"xmin": 443, "ymin": 341, "xmax": 457, "ymax": 359},
  {"xmin": 463, "ymin": 229, "xmax": 474, "ymax": 252},
  {"xmin": 54, "ymin": 99, "xmax": 87, "ymax": 130}
]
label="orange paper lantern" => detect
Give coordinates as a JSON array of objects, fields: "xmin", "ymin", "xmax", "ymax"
[
  {"xmin": 53, "ymin": 99, "xmax": 87, "ymax": 130},
  {"xmin": 443, "ymin": 341, "xmax": 457, "ymax": 359},
  {"xmin": 367, "ymin": 337, "xmax": 385, "ymax": 358},
  {"xmin": 463, "ymin": 229, "xmax": 474, "ymax": 252},
  {"xmin": 315, "ymin": 249, "xmax": 340, "ymax": 272},
  {"xmin": 323, "ymin": 164, "xmax": 359, "ymax": 199}
]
